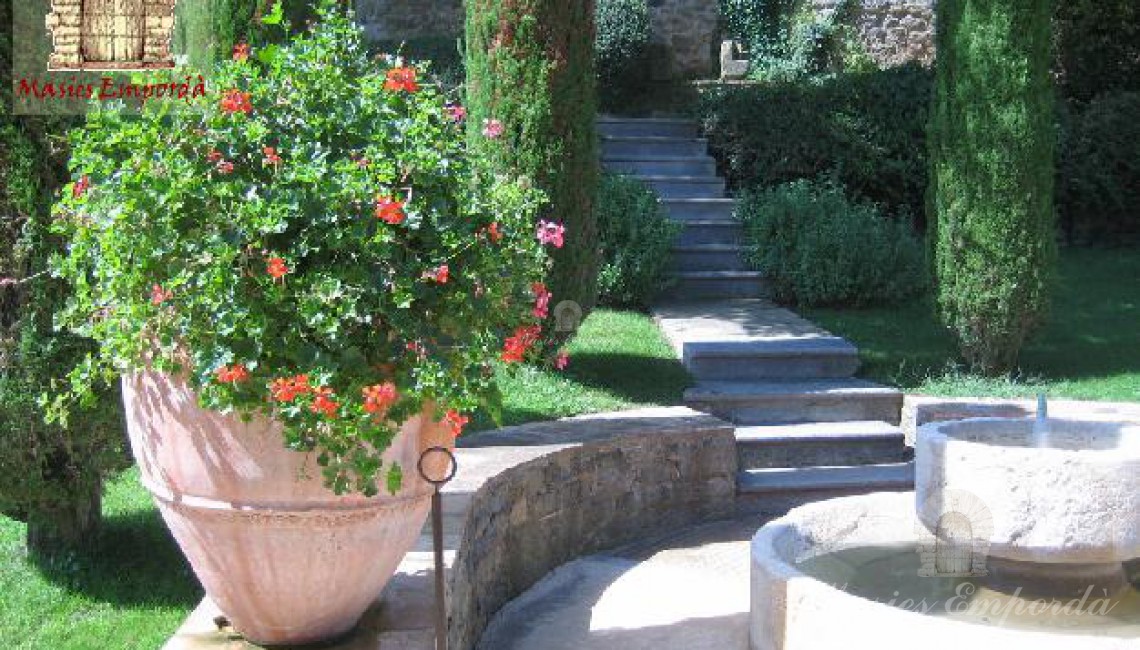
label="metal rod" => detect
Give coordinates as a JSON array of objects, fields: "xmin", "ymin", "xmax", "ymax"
[
  {"xmin": 418, "ymin": 446, "xmax": 456, "ymax": 650},
  {"xmin": 431, "ymin": 485, "xmax": 446, "ymax": 650}
]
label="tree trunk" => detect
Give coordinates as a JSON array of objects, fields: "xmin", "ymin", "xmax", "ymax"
[{"xmin": 26, "ymin": 478, "xmax": 102, "ymax": 557}]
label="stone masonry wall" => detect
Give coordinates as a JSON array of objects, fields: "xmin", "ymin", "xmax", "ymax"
[
  {"xmin": 648, "ymin": 0, "xmax": 720, "ymax": 78},
  {"xmin": 813, "ymin": 0, "xmax": 935, "ymax": 67},
  {"xmin": 353, "ymin": 0, "xmax": 463, "ymax": 43},
  {"xmin": 447, "ymin": 411, "xmax": 737, "ymax": 650}
]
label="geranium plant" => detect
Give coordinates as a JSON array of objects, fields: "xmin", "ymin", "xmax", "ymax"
[{"xmin": 50, "ymin": 2, "xmax": 558, "ymax": 496}]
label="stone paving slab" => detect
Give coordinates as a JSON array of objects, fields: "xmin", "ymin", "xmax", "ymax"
[
  {"xmin": 654, "ymin": 299, "xmax": 835, "ymax": 356},
  {"xmin": 475, "ymin": 516, "xmax": 767, "ymax": 650}
]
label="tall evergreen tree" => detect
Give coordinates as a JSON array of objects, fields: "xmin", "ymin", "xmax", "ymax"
[{"xmin": 929, "ymin": 0, "xmax": 1057, "ymax": 374}]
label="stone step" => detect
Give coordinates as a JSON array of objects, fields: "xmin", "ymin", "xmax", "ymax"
[
  {"xmin": 685, "ymin": 379, "xmax": 903, "ymax": 425},
  {"xmin": 735, "ymin": 421, "xmax": 911, "ymax": 469},
  {"xmin": 636, "ymin": 175, "xmax": 725, "ymax": 199},
  {"xmin": 682, "ymin": 337, "xmax": 860, "ymax": 381},
  {"xmin": 663, "ymin": 198, "xmax": 737, "ymax": 221},
  {"xmin": 602, "ymin": 156, "xmax": 717, "ymax": 177},
  {"xmin": 677, "ymin": 220, "xmax": 744, "ymax": 246},
  {"xmin": 600, "ymin": 136, "xmax": 708, "ymax": 159},
  {"xmin": 668, "ymin": 271, "xmax": 770, "ymax": 300},
  {"xmin": 670, "ymin": 244, "xmax": 748, "ymax": 273},
  {"xmin": 597, "ymin": 117, "xmax": 699, "ymax": 138},
  {"xmin": 735, "ymin": 462, "xmax": 915, "ymax": 517}
]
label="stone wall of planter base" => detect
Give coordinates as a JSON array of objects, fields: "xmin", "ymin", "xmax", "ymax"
[
  {"xmin": 447, "ymin": 407, "xmax": 737, "ymax": 650},
  {"xmin": 900, "ymin": 395, "xmax": 1140, "ymax": 447}
]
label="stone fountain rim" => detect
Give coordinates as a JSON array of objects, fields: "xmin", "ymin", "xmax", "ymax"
[
  {"xmin": 918, "ymin": 416, "xmax": 1140, "ymax": 459},
  {"xmin": 749, "ymin": 491, "xmax": 1135, "ymax": 650}
]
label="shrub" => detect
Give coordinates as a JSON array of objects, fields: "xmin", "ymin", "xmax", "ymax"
[
  {"xmin": 1, "ymin": 117, "xmax": 126, "ymax": 556},
  {"xmin": 52, "ymin": 2, "xmax": 551, "ymax": 497},
  {"xmin": 595, "ymin": 174, "xmax": 681, "ymax": 308},
  {"xmin": 595, "ymin": 0, "xmax": 650, "ymax": 113},
  {"xmin": 1058, "ymin": 92, "xmax": 1140, "ymax": 242},
  {"xmin": 697, "ymin": 64, "xmax": 932, "ymax": 223},
  {"xmin": 739, "ymin": 179, "xmax": 927, "ymax": 307},
  {"xmin": 465, "ymin": 0, "xmax": 600, "ymax": 342},
  {"xmin": 929, "ymin": 0, "xmax": 1057, "ymax": 375}
]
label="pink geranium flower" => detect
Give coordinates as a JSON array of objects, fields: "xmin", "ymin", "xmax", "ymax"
[
  {"xmin": 482, "ymin": 118, "xmax": 504, "ymax": 139},
  {"xmin": 536, "ymin": 220, "xmax": 565, "ymax": 248}
]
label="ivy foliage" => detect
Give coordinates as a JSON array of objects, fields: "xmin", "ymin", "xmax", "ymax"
[{"xmin": 52, "ymin": 1, "xmax": 550, "ymax": 497}]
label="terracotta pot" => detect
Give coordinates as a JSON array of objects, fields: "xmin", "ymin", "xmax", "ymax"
[{"xmin": 121, "ymin": 371, "xmax": 451, "ymax": 645}]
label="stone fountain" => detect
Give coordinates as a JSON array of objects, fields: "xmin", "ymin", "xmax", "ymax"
[{"xmin": 750, "ymin": 404, "xmax": 1140, "ymax": 650}]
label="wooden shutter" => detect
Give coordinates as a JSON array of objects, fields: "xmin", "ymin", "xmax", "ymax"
[{"xmin": 81, "ymin": 0, "xmax": 145, "ymax": 63}]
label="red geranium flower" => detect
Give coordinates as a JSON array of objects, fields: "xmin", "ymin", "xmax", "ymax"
[
  {"xmin": 374, "ymin": 196, "xmax": 406, "ymax": 224},
  {"xmin": 220, "ymin": 89, "xmax": 253, "ymax": 115},
  {"xmin": 262, "ymin": 146, "xmax": 282, "ymax": 166},
  {"xmin": 362, "ymin": 382, "xmax": 398, "ymax": 415},
  {"xmin": 216, "ymin": 363, "xmax": 251, "ymax": 383},
  {"xmin": 310, "ymin": 387, "xmax": 339, "ymax": 417},
  {"xmin": 150, "ymin": 283, "xmax": 173, "ymax": 306},
  {"xmin": 443, "ymin": 409, "xmax": 469, "ymax": 437},
  {"xmin": 501, "ymin": 325, "xmax": 542, "ymax": 364},
  {"xmin": 384, "ymin": 66, "xmax": 419, "ymax": 93},
  {"xmin": 216, "ymin": 160, "xmax": 235, "ymax": 175},
  {"xmin": 72, "ymin": 175, "xmax": 90, "ymax": 199},
  {"xmin": 424, "ymin": 264, "xmax": 449, "ymax": 284},
  {"xmin": 206, "ymin": 149, "xmax": 224, "ymax": 163},
  {"xmin": 233, "ymin": 43, "xmax": 250, "ymax": 62},
  {"xmin": 266, "ymin": 256, "xmax": 289, "ymax": 279},
  {"xmin": 485, "ymin": 222, "xmax": 503, "ymax": 243},
  {"xmin": 269, "ymin": 374, "xmax": 312, "ymax": 402}
]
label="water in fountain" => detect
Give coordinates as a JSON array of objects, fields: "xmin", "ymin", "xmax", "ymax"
[{"xmin": 798, "ymin": 543, "xmax": 1140, "ymax": 639}]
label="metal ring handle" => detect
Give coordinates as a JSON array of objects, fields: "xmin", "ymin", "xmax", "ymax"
[{"xmin": 417, "ymin": 446, "xmax": 458, "ymax": 486}]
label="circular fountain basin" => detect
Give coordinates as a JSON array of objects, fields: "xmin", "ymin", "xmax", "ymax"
[
  {"xmin": 916, "ymin": 417, "xmax": 1140, "ymax": 566},
  {"xmin": 750, "ymin": 492, "xmax": 1139, "ymax": 650}
]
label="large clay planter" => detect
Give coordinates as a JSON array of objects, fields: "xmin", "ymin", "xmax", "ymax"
[{"xmin": 122, "ymin": 371, "xmax": 451, "ymax": 645}]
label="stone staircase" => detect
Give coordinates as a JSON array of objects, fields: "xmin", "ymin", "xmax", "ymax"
[
  {"xmin": 652, "ymin": 300, "xmax": 914, "ymax": 517},
  {"xmin": 599, "ymin": 116, "xmax": 767, "ymax": 299},
  {"xmin": 601, "ymin": 115, "xmax": 914, "ymax": 518}
]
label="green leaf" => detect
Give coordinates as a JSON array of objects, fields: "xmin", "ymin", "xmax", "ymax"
[
  {"xmin": 257, "ymin": 44, "xmax": 282, "ymax": 66},
  {"xmin": 261, "ymin": 1, "xmax": 284, "ymax": 25},
  {"xmin": 386, "ymin": 463, "xmax": 403, "ymax": 496}
]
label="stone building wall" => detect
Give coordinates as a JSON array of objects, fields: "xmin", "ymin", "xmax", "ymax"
[
  {"xmin": 813, "ymin": 0, "xmax": 936, "ymax": 67},
  {"xmin": 648, "ymin": 0, "xmax": 720, "ymax": 79}
]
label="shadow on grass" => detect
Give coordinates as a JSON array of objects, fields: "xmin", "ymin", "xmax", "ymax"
[
  {"xmin": 32, "ymin": 507, "xmax": 202, "ymax": 609},
  {"xmin": 563, "ymin": 352, "xmax": 692, "ymax": 405}
]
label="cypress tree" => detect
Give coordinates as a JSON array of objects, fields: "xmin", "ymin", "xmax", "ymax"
[
  {"xmin": 928, "ymin": 0, "xmax": 1057, "ymax": 374},
  {"xmin": 465, "ymin": 0, "xmax": 601, "ymax": 336}
]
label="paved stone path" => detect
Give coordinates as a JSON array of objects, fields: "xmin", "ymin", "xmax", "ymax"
[{"xmin": 476, "ymin": 516, "xmax": 764, "ymax": 650}]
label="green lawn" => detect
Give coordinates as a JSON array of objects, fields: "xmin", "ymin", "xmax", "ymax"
[
  {"xmin": 0, "ymin": 468, "xmax": 202, "ymax": 650},
  {"xmin": 0, "ymin": 309, "xmax": 689, "ymax": 649},
  {"xmin": 804, "ymin": 246, "xmax": 1140, "ymax": 402}
]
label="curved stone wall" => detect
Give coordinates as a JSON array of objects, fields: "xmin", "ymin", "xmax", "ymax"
[{"xmin": 448, "ymin": 408, "xmax": 737, "ymax": 649}]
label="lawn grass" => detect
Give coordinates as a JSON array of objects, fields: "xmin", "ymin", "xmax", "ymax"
[
  {"xmin": 473, "ymin": 308, "xmax": 692, "ymax": 431},
  {"xmin": 804, "ymin": 246, "xmax": 1140, "ymax": 402},
  {"xmin": 0, "ymin": 308, "xmax": 689, "ymax": 649},
  {"xmin": 0, "ymin": 467, "xmax": 201, "ymax": 650}
]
